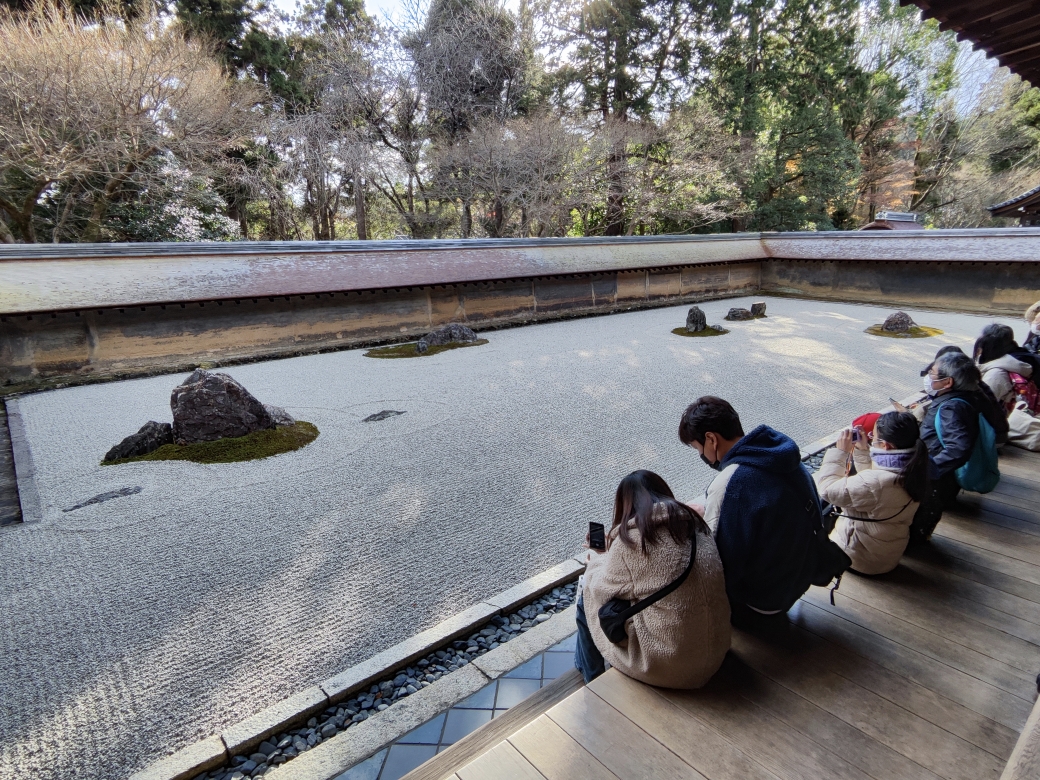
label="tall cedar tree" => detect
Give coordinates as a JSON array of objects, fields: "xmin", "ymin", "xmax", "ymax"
[{"xmin": 706, "ymin": 0, "xmax": 868, "ymax": 230}]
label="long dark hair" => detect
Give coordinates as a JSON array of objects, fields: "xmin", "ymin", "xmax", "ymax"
[
  {"xmin": 874, "ymin": 412, "xmax": 930, "ymax": 503},
  {"xmin": 974, "ymin": 324, "xmax": 1016, "ymax": 365},
  {"xmin": 612, "ymin": 470, "xmax": 705, "ymax": 554}
]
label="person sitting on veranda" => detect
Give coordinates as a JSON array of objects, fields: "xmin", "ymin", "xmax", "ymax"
[
  {"xmin": 575, "ymin": 470, "xmax": 730, "ymax": 688},
  {"xmin": 1024, "ymin": 301, "xmax": 1040, "ymax": 355},
  {"xmin": 914, "ymin": 345, "xmax": 1008, "ymax": 446},
  {"xmin": 974, "ymin": 327, "xmax": 1035, "ymax": 415},
  {"xmin": 815, "ymin": 412, "xmax": 929, "ymax": 575},
  {"xmin": 910, "ymin": 352, "xmax": 988, "ymax": 545},
  {"xmin": 680, "ymin": 397, "xmax": 822, "ymax": 628}
]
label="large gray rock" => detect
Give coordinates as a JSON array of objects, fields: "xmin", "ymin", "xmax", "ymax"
[
  {"xmin": 416, "ymin": 323, "xmax": 479, "ymax": 354},
  {"xmin": 882, "ymin": 311, "xmax": 917, "ymax": 332},
  {"xmin": 103, "ymin": 422, "xmax": 172, "ymax": 462},
  {"xmin": 725, "ymin": 307, "xmax": 755, "ymax": 321},
  {"xmin": 171, "ymin": 369, "xmax": 275, "ymax": 444},
  {"xmin": 751, "ymin": 301, "xmax": 767, "ymax": 317},
  {"xmin": 685, "ymin": 306, "xmax": 707, "ymax": 332}
]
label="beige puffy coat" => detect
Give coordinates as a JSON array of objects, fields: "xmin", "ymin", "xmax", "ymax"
[
  {"xmin": 815, "ymin": 448, "xmax": 918, "ymax": 575},
  {"xmin": 582, "ymin": 507, "xmax": 731, "ymax": 689}
]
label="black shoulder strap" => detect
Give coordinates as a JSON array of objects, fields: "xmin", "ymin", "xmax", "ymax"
[
  {"xmin": 840, "ymin": 498, "xmax": 914, "ymax": 523},
  {"xmin": 613, "ymin": 531, "xmax": 698, "ymax": 623}
]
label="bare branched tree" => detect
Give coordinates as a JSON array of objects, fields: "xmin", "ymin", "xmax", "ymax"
[{"xmin": 0, "ymin": 1, "xmax": 260, "ymax": 242}]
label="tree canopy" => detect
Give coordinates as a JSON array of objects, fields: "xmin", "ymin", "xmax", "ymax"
[{"xmin": 1, "ymin": 0, "xmax": 1038, "ymax": 243}]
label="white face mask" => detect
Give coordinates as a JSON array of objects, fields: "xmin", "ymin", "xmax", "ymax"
[
  {"xmin": 1032, "ymin": 323, "xmax": 1040, "ymax": 336},
  {"xmin": 924, "ymin": 375, "xmax": 942, "ymax": 397}
]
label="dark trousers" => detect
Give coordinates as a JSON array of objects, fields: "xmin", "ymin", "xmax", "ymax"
[
  {"xmin": 909, "ymin": 471, "xmax": 961, "ymax": 543},
  {"xmin": 574, "ymin": 595, "xmax": 606, "ymax": 684}
]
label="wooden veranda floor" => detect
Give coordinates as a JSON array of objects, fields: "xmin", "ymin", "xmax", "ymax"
[{"xmin": 409, "ymin": 446, "xmax": 1040, "ymax": 780}]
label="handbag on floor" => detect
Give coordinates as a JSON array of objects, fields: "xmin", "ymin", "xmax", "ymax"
[{"xmin": 1008, "ymin": 404, "xmax": 1040, "ymax": 452}]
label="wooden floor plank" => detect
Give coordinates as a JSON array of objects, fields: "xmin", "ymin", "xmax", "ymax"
[
  {"xmin": 545, "ymin": 685, "xmax": 706, "ymax": 779},
  {"xmin": 901, "ymin": 546, "xmax": 1040, "ymax": 616},
  {"xmin": 658, "ymin": 671, "xmax": 879, "ymax": 780},
  {"xmin": 776, "ymin": 614, "xmax": 1020, "ymax": 759},
  {"xmin": 925, "ymin": 535, "xmax": 1040, "ymax": 594},
  {"xmin": 790, "ymin": 601, "xmax": 1033, "ymax": 731},
  {"xmin": 800, "ymin": 587, "xmax": 1036, "ymax": 700},
  {"xmin": 587, "ymin": 668, "xmax": 782, "ymax": 780},
  {"xmin": 958, "ymin": 490, "xmax": 1040, "ymax": 523},
  {"xmin": 833, "ymin": 569, "xmax": 1040, "ymax": 670},
  {"xmin": 987, "ymin": 478, "xmax": 1040, "ymax": 504},
  {"xmin": 456, "ymin": 742, "xmax": 546, "ymax": 780},
  {"xmin": 933, "ymin": 516, "xmax": 1040, "ymax": 572},
  {"xmin": 950, "ymin": 504, "xmax": 1040, "ymax": 538},
  {"xmin": 507, "ymin": 717, "xmax": 620, "ymax": 780},
  {"xmin": 731, "ymin": 629, "xmax": 1006, "ymax": 779},
  {"xmin": 993, "ymin": 464, "xmax": 1040, "ymax": 489}
]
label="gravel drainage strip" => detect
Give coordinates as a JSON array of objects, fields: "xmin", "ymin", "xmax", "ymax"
[{"xmin": 192, "ymin": 582, "xmax": 579, "ymax": 780}]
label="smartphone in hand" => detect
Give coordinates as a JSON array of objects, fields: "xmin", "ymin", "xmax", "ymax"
[{"xmin": 589, "ymin": 522, "xmax": 606, "ymax": 551}]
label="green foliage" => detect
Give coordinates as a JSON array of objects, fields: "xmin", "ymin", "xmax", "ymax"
[
  {"xmin": 102, "ymin": 422, "xmax": 320, "ymax": 465},
  {"xmin": 5, "ymin": 0, "xmax": 1040, "ymax": 241},
  {"xmin": 671, "ymin": 326, "xmax": 729, "ymax": 337},
  {"xmin": 706, "ymin": 0, "xmax": 867, "ymax": 230}
]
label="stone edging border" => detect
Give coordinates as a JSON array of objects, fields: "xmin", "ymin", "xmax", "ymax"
[
  {"xmin": 266, "ymin": 604, "xmax": 581, "ymax": 780},
  {"xmin": 130, "ymin": 555, "xmax": 587, "ymax": 780},
  {"xmin": 4, "ymin": 398, "xmax": 40, "ymax": 524}
]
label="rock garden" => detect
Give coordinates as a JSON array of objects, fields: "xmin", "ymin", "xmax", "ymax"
[
  {"xmin": 865, "ymin": 311, "xmax": 943, "ymax": 338},
  {"xmin": 671, "ymin": 301, "xmax": 766, "ymax": 337},
  {"xmin": 102, "ymin": 369, "xmax": 318, "ymax": 465},
  {"xmin": 365, "ymin": 323, "xmax": 488, "ymax": 358}
]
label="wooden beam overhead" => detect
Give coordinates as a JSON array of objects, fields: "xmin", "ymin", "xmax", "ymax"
[
  {"xmin": 955, "ymin": 7, "xmax": 1040, "ymax": 41},
  {"xmin": 903, "ymin": 0, "xmax": 1040, "ymax": 87}
]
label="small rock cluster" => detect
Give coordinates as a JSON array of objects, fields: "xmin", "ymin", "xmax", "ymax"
[
  {"xmin": 416, "ymin": 323, "xmax": 479, "ymax": 354},
  {"xmin": 103, "ymin": 369, "xmax": 296, "ymax": 462},
  {"xmin": 881, "ymin": 311, "xmax": 916, "ymax": 333},
  {"xmin": 724, "ymin": 302, "xmax": 767, "ymax": 321},
  {"xmin": 194, "ymin": 582, "xmax": 579, "ymax": 780},
  {"xmin": 684, "ymin": 302, "xmax": 765, "ymax": 331}
]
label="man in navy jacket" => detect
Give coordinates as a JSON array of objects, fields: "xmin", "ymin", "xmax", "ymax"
[{"xmin": 681, "ymin": 396, "xmax": 820, "ymax": 627}]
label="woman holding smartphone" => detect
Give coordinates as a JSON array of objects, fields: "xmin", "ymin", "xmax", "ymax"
[{"xmin": 575, "ymin": 470, "xmax": 730, "ymax": 688}]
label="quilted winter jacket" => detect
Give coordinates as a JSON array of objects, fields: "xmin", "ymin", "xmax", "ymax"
[
  {"xmin": 815, "ymin": 448, "xmax": 917, "ymax": 575},
  {"xmin": 583, "ymin": 507, "xmax": 731, "ymax": 689}
]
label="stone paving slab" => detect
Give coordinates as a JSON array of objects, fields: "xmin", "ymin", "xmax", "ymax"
[{"xmin": 0, "ymin": 295, "xmax": 1022, "ymax": 780}]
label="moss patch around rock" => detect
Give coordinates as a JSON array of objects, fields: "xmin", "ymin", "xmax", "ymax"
[
  {"xmin": 102, "ymin": 421, "xmax": 319, "ymax": 465},
  {"xmin": 364, "ymin": 339, "xmax": 489, "ymax": 359},
  {"xmin": 865, "ymin": 325, "xmax": 944, "ymax": 339},
  {"xmin": 671, "ymin": 326, "xmax": 730, "ymax": 338}
]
